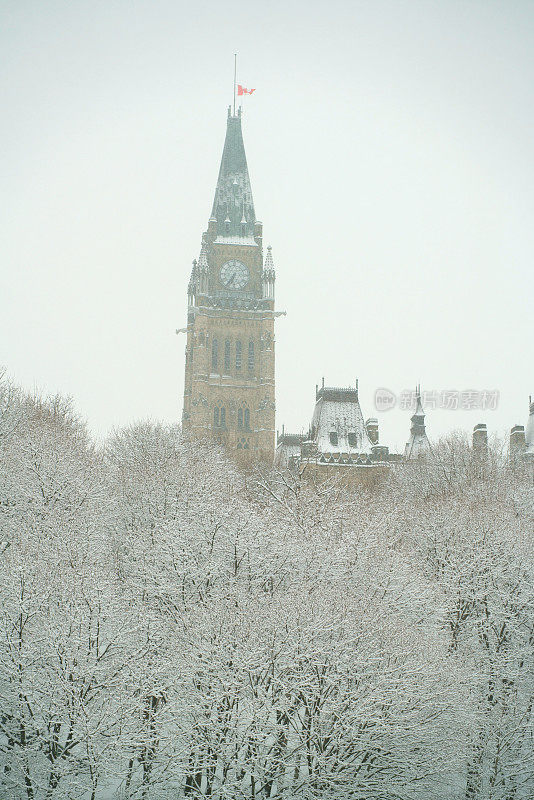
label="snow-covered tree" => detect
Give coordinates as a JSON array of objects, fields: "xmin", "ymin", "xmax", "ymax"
[{"xmin": 1, "ymin": 379, "xmax": 533, "ymax": 799}]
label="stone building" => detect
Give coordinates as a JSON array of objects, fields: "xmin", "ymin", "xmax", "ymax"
[
  {"xmin": 180, "ymin": 109, "xmax": 532, "ymax": 472},
  {"xmin": 180, "ymin": 107, "xmax": 280, "ymax": 462},
  {"xmin": 275, "ymin": 380, "xmax": 400, "ymax": 476}
]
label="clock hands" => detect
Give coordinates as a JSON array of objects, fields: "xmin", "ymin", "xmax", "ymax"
[{"xmin": 220, "ymin": 261, "xmax": 248, "ymax": 289}]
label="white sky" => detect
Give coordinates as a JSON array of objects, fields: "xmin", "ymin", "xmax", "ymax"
[{"xmin": 1, "ymin": 0, "xmax": 533, "ymax": 452}]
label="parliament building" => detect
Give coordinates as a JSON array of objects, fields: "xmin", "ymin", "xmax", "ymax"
[{"xmin": 180, "ymin": 108, "xmax": 534, "ymax": 471}]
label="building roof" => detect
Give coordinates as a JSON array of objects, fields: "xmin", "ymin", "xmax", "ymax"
[
  {"xmin": 310, "ymin": 383, "xmax": 374, "ymax": 455},
  {"xmin": 211, "ymin": 108, "xmax": 256, "ymax": 238}
]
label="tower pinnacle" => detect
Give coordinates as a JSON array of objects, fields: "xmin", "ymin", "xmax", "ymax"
[
  {"xmin": 405, "ymin": 386, "xmax": 431, "ymax": 459},
  {"xmin": 211, "ymin": 110, "xmax": 255, "ymax": 238}
]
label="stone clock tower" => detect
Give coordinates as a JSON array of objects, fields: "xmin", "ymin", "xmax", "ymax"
[{"xmin": 181, "ymin": 107, "xmax": 277, "ymax": 462}]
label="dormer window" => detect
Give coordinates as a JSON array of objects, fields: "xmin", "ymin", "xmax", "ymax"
[
  {"xmin": 348, "ymin": 432, "xmax": 358, "ymax": 447},
  {"xmin": 329, "ymin": 431, "xmax": 338, "ymax": 447}
]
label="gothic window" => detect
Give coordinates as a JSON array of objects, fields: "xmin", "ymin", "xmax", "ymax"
[
  {"xmin": 211, "ymin": 338, "xmax": 218, "ymax": 372},
  {"xmin": 248, "ymin": 341, "xmax": 255, "ymax": 371},
  {"xmin": 235, "ymin": 340, "xmax": 242, "ymax": 370},
  {"xmin": 224, "ymin": 339, "xmax": 231, "ymax": 373},
  {"xmin": 238, "ymin": 403, "xmax": 250, "ymax": 430},
  {"xmin": 348, "ymin": 432, "xmax": 358, "ymax": 447},
  {"xmin": 214, "ymin": 404, "xmax": 226, "ymax": 428},
  {"xmin": 329, "ymin": 431, "xmax": 338, "ymax": 446}
]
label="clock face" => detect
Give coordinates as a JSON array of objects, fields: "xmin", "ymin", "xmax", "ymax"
[{"xmin": 220, "ymin": 260, "xmax": 249, "ymax": 290}]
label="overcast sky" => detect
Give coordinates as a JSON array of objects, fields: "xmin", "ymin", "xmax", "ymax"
[{"xmin": 1, "ymin": 0, "xmax": 533, "ymax": 451}]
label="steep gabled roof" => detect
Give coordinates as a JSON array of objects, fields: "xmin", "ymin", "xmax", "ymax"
[
  {"xmin": 311, "ymin": 384, "xmax": 374, "ymax": 455},
  {"xmin": 211, "ymin": 108, "xmax": 256, "ymax": 237}
]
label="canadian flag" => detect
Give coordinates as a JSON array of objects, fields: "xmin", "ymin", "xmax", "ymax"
[{"xmin": 237, "ymin": 85, "xmax": 255, "ymax": 96}]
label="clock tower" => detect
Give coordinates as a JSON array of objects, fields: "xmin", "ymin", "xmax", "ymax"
[{"xmin": 181, "ymin": 107, "xmax": 277, "ymax": 462}]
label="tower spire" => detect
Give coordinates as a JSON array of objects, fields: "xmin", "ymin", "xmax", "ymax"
[
  {"xmin": 404, "ymin": 385, "xmax": 431, "ymax": 460},
  {"xmin": 211, "ymin": 109, "xmax": 255, "ymax": 238}
]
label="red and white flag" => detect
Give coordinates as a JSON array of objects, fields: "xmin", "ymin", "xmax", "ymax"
[{"xmin": 237, "ymin": 85, "xmax": 255, "ymax": 96}]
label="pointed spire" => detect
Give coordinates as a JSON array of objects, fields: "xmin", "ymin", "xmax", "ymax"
[
  {"xmin": 262, "ymin": 245, "xmax": 276, "ymax": 300},
  {"xmin": 412, "ymin": 384, "xmax": 425, "ymax": 419},
  {"xmin": 198, "ymin": 242, "xmax": 209, "ymax": 273},
  {"xmin": 264, "ymin": 245, "xmax": 275, "ymax": 271},
  {"xmin": 211, "ymin": 111, "xmax": 255, "ymax": 237},
  {"xmin": 188, "ymin": 259, "xmax": 198, "ymax": 304},
  {"xmin": 198, "ymin": 250, "xmax": 208, "ymax": 269},
  {"xmin": 405, "ymin": 386, "xmax": 431, "ymax": 460}
]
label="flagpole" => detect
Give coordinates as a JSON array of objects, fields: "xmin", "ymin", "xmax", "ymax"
[{"xmin": 233, "ymin": 53, "xmax": 237, "ymax": 116}]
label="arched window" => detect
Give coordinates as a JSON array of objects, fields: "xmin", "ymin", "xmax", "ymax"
[
  {"xmin": 238, "ymin": 404, "xmax": 250, "ymax": 430},
  {"xmin": 224, "ymin": 339, "xmax": 231, "ymax": 373},
  {"xmin": 248, "ymin": 341, "xmax": 255, "ymax": 371},
  {"xmin": 214, "ymin": 405, "xmax": 226, "ymax": 428},
  {"xmin": 235, "ymin": 340, "xmax": 242, "ymax": 370},
  {"xmin": 211, "ymin": 338, "xmax": 218, "ymax": 372}
]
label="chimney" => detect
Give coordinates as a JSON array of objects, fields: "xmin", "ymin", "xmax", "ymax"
[
  {"xmin": 472, "ymin": 423, "xmax": 488, "ymax": 454},
  {"xmin": 510, "ymin": 425, "xmax": 526, "ymax": 463}
]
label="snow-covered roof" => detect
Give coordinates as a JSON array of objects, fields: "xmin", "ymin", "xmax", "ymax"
[
  {"xmin": 275, "ymin": 441, "xmax": 302, "ymax": 469},
  {"xmin": 310, "ymin": 385, "xmax": 374, "ymax": 455}
]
